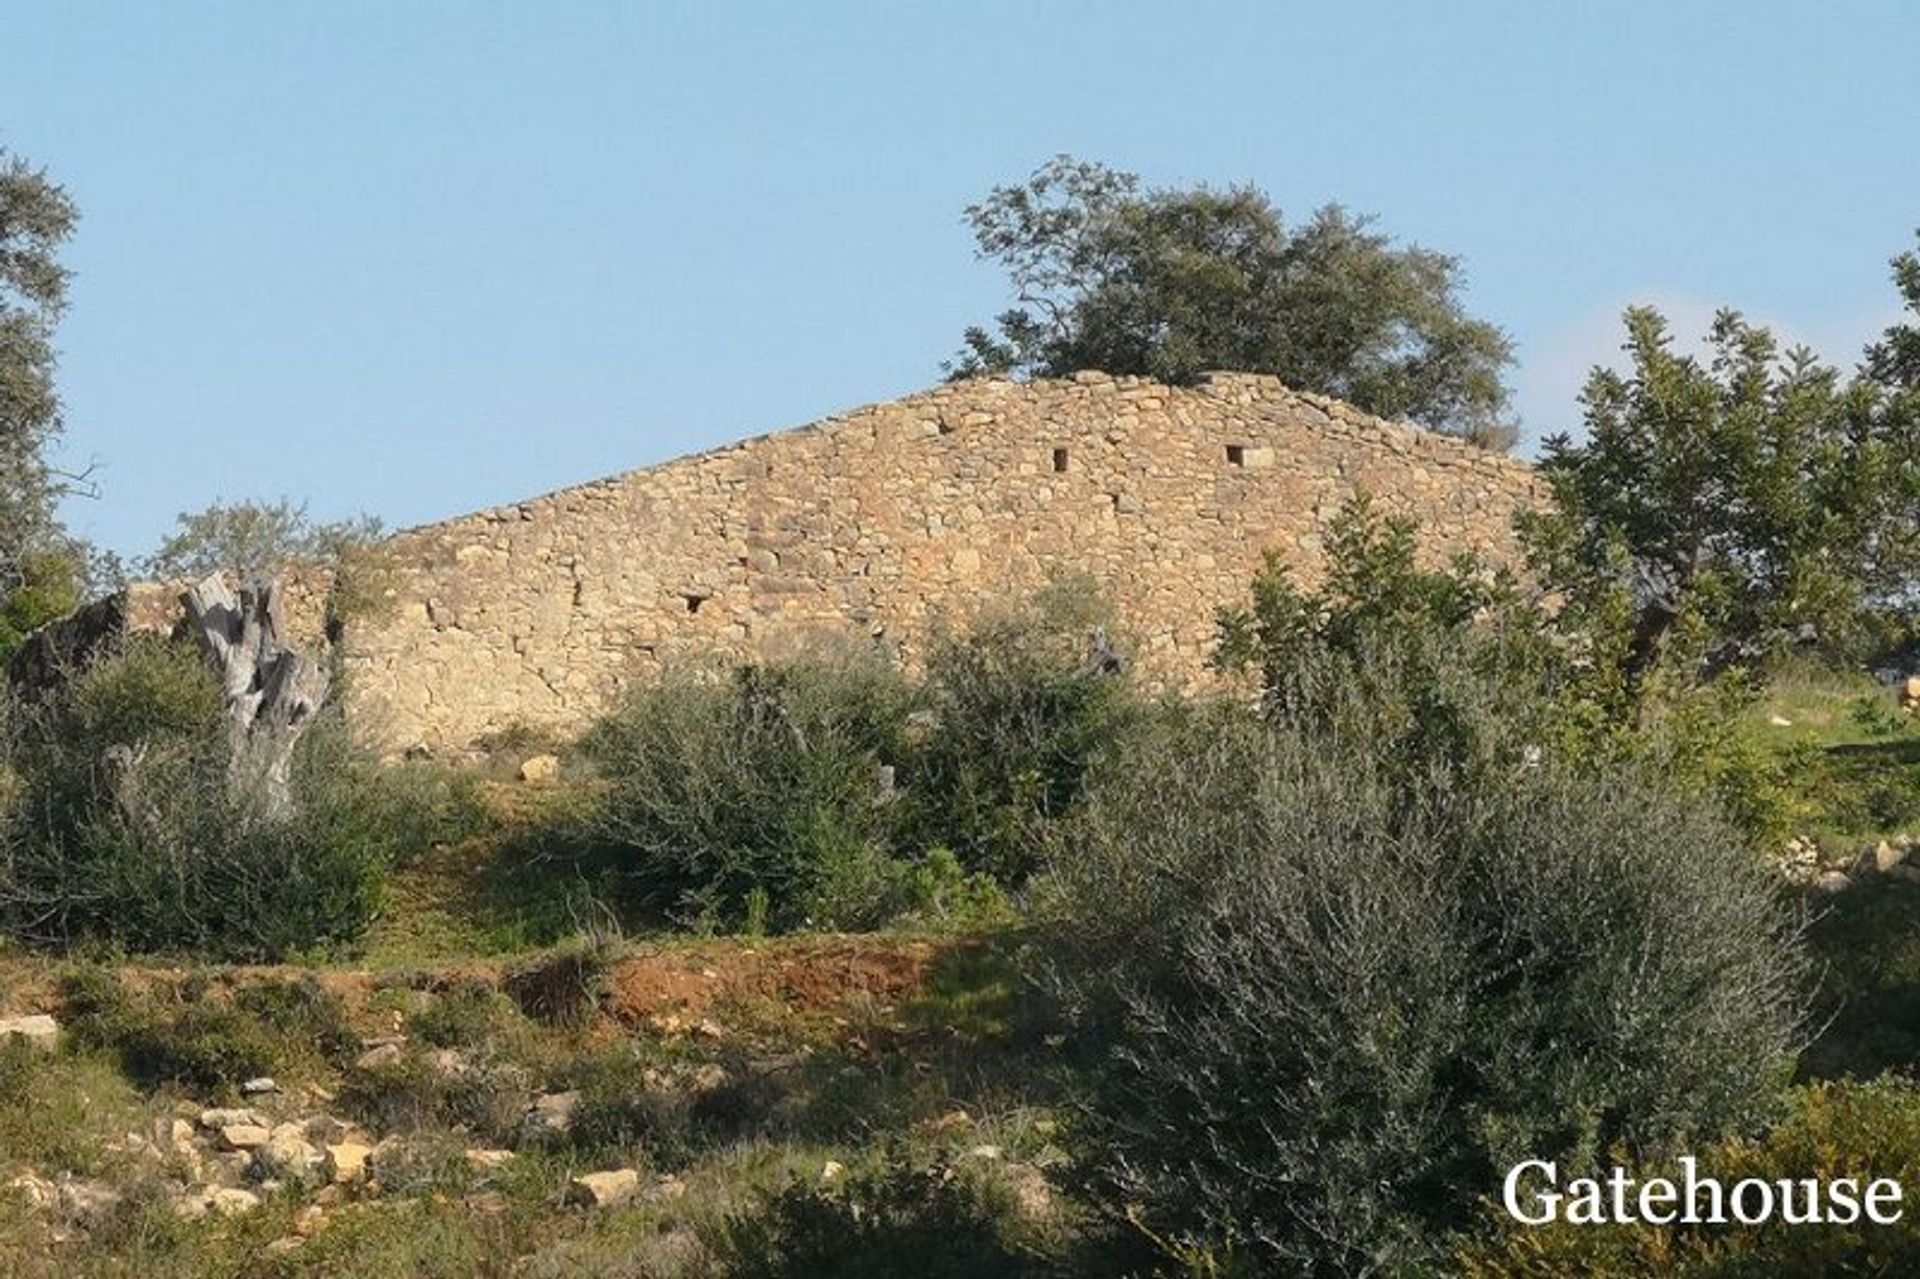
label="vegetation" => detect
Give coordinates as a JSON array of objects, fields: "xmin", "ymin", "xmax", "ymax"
[
  {"xmin": 0, "ymin": 148, "xmax": 94, "ymax": 666},
  {"xmin": 954, "ymin": 155, "xmax": 1517, "ymax": 445},
  {"xmin": 1525, "ymin": 250, "xmax": 1920, "ymax": 703},
  {"xmin": 1037, "ymin": 697, "xmax": 1805, "ymax": 1275},
  {"xmin": 0, "ymin": 637, "xmax": 485, "ymax": 960}
]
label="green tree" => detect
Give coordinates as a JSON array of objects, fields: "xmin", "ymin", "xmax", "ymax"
[
  {"xmin": 953, "ymin": 155, "xmax": 1516, "ymax": 445},
  {"xmin": 1524, "ymin": 281, "xmax": 1920, "ymax": 702},
  {"xmin": 0, "ymin": 149, "xmax": 86, "ymax": 663},
  {"xmin": 143, "ymin": 498, "xmax": 383, "ymax": 583}
]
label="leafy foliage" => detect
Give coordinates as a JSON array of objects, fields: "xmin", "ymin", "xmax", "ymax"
[
  {"xmin": 1524, "ymin": 292, "xmax": 1920, "ymax": 699},
  {"xmin": 575, "ymin": 654, "xmax": 918, "ymax": 932},
  {"xmin": 955, "ymin": 155, "xmax": 1516, "ymax": 444},
  {"xmin": 1040, "ymin": 704, "xmax": 1808, "ymax": 1276},
  {"xmin": 0, "ymin": 637, "xmax": 484, "ymax": 959},
  {"xmin": 909, "ymin": 577, "xmax": 1135, "ymax": 882},
  {"xmin": 0, "ymin": 148, "xmax": 93, "ymax": 665},
  {"xmin": 1459, "ymin": 1079, "xmax": 1920, "ymax": 1278},
  {"xmin": 142, "ymin": 498, "xmax": 395, "ymax": 629}
]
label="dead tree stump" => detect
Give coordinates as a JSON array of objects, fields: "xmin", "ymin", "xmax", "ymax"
[{"xmin": 180, "ymin": 573, "xmax": 330, "ymax": 822}]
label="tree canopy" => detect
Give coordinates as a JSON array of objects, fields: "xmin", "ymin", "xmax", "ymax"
[
  {"xmin": 952, "ymin": 156, "xmax": 1517, "ymax": 445},
  {"xmin": 0, "ymin": 149, "xmax": 86, "ymax": 663},
  {"xmin": 1523, "ymin": 235, "xmax": 1920, "ymax": 698}
]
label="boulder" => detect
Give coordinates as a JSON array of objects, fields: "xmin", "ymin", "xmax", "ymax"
[
  {"xmin": 355, "ymin": 1042, "xmax": 405, "ymax": 1071},
  {"xmin": 519, "ymin": 753, "xmax": 561, "ymax": 783},
  {"xmin": 199, "ymin": 1107, "xmax": 267, "ymax": 1131},
  {"xmin": 219, "ymin": 1124, "xmax": 272, "ymax": 1151},
  {"xmin": 255, "ymin": 1124, "xmax": 323, "ymax": 1183},
  {"xmin": 324, "ymin": 1141, "xmax": 372, "ymax": 1185},
  {"xmin": 525, "ymin": 1090, "xmax": 580, "ymax": 1138},
  {"xmin": 566, "ymin": 1169, "xmax": 640, "ymax": 1209},
  {"xmin": 0, "ymin": 1014, "xmax": 60, "ymax": 1051},
  {"xmin": 464, "ymin": 1149, "xmax": 515, "ymax": 1172},
  {"xmin": 176, "ymin": 1186, "xmax": 261, "ymax": 1219}
]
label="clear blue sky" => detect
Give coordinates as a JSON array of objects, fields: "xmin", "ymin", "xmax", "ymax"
[{"xmin": 9, "ymin": 1, "xmax": 1917, "ymax": 560}]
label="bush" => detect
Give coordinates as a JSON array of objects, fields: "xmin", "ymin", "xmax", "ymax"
[
  {"xmin": 56, "ymin": 967, "xmax": 344, "ymax": 1092},
  {"xmin": 909, "ymin": 577, "xmax": 1135, "ymax": 883},
  {"xmin": 0, "ymin": 637, "xmax": 485, "ymax": 959},
  {"xmin": 1459, "ymin": 1079, "xmax": 1920, "ymax": 1278},
  {"xmin": 576, "ymin": 653, "xmax": 916, "ymax": 932},
  {"xmin": 1039, "ymin": 705, "xmax": 1809, "ymax": 1276},
  {"xmin": 719, "ymin": 1150, "xmax": 1055, "ymax": 1279}
]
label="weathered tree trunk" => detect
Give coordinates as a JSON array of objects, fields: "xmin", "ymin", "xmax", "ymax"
[{"xmin": 180, "ymin": 573, "xmax": 330, "ymax": 823}]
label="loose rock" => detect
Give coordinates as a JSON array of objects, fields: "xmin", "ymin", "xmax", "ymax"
[{"xmin": 567, "ymin": 1169, "xmax": 640, "ymax": 1208}]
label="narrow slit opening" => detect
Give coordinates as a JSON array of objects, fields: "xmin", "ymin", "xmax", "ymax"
[{"xmin": 1052, "ymin": 447, "xmax": 1070, "ymax": 472}]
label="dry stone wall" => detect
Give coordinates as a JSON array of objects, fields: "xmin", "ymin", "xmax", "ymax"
[{"xmin": 343, "ymin": 372, "xmax": 1546, "ymax": 754}]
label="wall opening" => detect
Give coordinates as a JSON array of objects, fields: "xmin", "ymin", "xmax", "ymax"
[
  {"xmin": 1052, "ymin": 447, "xmax": 1070, "ymax": 473},
  {"xmin": 1226, "ymin": 444, "xmax": 1246, "ymax": 466},
  {"xmin": 684, "ymin": 594, "xmax": 705, "ymax": 615}
]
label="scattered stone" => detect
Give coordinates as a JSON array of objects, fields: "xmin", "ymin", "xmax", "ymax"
[
  {"xmin": 355, "ymin": 1041, "xmax": 406, "ymax": 1071},
  {"xmin": 965, "ymin": 1144, "xmax": 1004, "ymax": 1161},
  {"xmin": 325, "ymin": 1141, "xmax": 372, "ymax": 1185},
  {"xmin": 464, "ymin": 1149, "xmax": 515, "ymax": 1172},
  {"xmin": 200, "ymin": 1107, "xmax": 266, "ymax": 1131},
  {"xmin": 693, "ymin": 1017, "xmax": 726, "ymax": 1041},
  {"xmin": 567, "ymin": 1169, "xmax": 640, "ymax": 1208},
  {"xmin": 240, "ymin": 1076, "xmax": 279, "ymax": 1095},
  {"xmin": 177, "ymin": 1186, "xmax": 261, "ymax": 1219},
  {"xmin": 1767, "ymin": 714, "xmax": 1794, "ymax": 727},
  {"xmin": 519, "ymin": 753, "xmax": 561, "ymax": 782},
  {"xmin": 154, "ymin": 1116, "xmax": 196, "ymax": 1151},
  {"xmin": 305, "ymin": 1115, "xmax": 354, "ymax": 1146},
  {"xmin": 265, "ymin": 1236, "xmax": 305, "ymax": 1255},
  {"xmin": 220, "ymin": 1124, "xmax": 272, "ymax": 1151},
  {"xmin": 1815, "ymin": 870, "xmax": 1854, "ymax": 894},
  {"xmin": 526, "ymin": 1090, "xmax": 580, "ymax": 1137},
  {"xmin": 820, "ymin": 1160, "xmax": 845, "ymax": 1183},
  {"xmin": 0, "ymin": 1014, "xmax": 59, "ymax": 1051},
  {"xmin": 1903, "ymin": 675, "xmax": 1920, "ymax": 711},
  {"xmin": 424, "ymin": 1048, "xmax": 469, "ymax": 1079},
  {"xmin": 256, "ymin": 1124, "xmax": 323, "ymax": 1183}
]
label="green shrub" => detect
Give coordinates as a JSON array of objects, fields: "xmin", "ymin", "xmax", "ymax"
[
  {"xmin": 1039, "ymin": 706, "xmax": 1809, "ymax": 1276},
  {"xmin": 909, "ymin": 577, "xmax": 1134, "ymax": 883},
  {"xmin": 1459, "ymin": 1079, "xmax": 1920, "ymax": 1278},
  {"xmin": 719, "ymin": 1150, "xmax": 1055, "ymax": 1279},
  {"xmin": 576, "ymin": 654, "xmax": 916, "ymax": 931},
  {"xmin": 60, "ymin": 968, "xmax": 281, "ymax": 1091},
  {"xmin": 0, "ymin": 637, "xmax": 486, "ymax": 959}
]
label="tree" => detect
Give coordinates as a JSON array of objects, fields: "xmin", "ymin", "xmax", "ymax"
[
  {"xmin": 0, "ymin": 149, "xmax": 86, "ymax": 663},
  {"xmin": 1524, "ymin": 268, "xmax": 1920, "ymax": 703},
  {"xmin": 143, "ymin": 498, "xmax": 382, "ymax": 583},
  {"xmin": 952, "ymin": 156, "xmax": 1517, "ymax": 445}
]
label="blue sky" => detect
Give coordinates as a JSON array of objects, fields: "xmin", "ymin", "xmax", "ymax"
[{"xmin": 8, "ymin": 1, "xmax": 1917, "ymax": 559}]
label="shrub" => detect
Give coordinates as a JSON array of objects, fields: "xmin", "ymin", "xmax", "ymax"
[
  {"xmin": 909, "ymin": 577, "xmax": 1134, "ymax": 883},
  {"xmin": 576, "ymin": 653, "xmax": 915, "ymax": 931},
  {"xmin": 719, "ymin": 1149, "xmax": 1055, "ymax": 1279},
  {"xmin": 1039, "ymin": 705, "xmax": 1809, "ymax": 1276},
  {"xmin": 1458, "ymin": 1079, "xmax": 1920, "ymax": 1278},
  {"xmin": 60, "ymin": 968, "xmax": 283, "ymax": 1091},
  {"xmin": 0, "ymin": 637, "xmax": 485, "ymax": 959}
]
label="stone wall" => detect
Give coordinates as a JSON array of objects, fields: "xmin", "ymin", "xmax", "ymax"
[{"xmin": 342, "ymin": 372, "xmax": 1547, "ymax": 754}]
